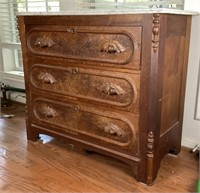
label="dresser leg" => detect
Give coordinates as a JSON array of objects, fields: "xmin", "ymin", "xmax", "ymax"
[
  {"xmin": 146, "ymin": 131, "xmax": 155, "ymax": 185},
  {"xmin": 168, "ymin": 147, "xmax": 179, "ymax": 155},
  {"xmin": 27, "ymin": 129, "xmax": 40, "ymax": 142},
  {"xmin": 85, "ymin": 149, "xmax": 95, "ymax": 155}
]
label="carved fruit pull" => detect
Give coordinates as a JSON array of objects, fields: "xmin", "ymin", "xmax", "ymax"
[
  {"xmin": 41, "ymin": 105, "xmax": 58, "ymax": 118},
  {"xmin": 104, "ymin": 123, "xmax": 125, "ymax": 137},
  {"xmin": 97, "ymin": 83, "xmax": 126, "ymax": 96},
  {"xmin": 99, "ymin": 40, "xmax": 126, "ymax": 53},
  {"xmin": 35, "ymin": 37, "xmax": 55, "ymax": 48},
  {"xmin": 38, "ymin": 72, "xmax": 57, "ymax": 84}
]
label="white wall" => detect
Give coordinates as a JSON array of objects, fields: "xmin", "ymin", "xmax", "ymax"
[
  {"xmin": 182, "ymin": 0, "xmax": 200, "ymax": 148},
  {"xmin": 196, "ymin": 66, "xmax": 200, "ymax": 120},
  {"xmin": 59, "ymin": 0, "xmax": 76, "ymax": 11},
  {"xmin": 184, "ymin": 0, "xmax": 200, "ymax": 12}
]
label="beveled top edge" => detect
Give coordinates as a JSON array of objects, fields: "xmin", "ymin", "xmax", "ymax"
[{"xmin": 17, "ymin": 8, "xmax": 199, "ymax": 16}]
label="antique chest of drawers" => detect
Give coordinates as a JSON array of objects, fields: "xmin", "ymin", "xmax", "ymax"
[{"xmin": 18, "ymin": 12, "xmax": 192, "ymax": 185}]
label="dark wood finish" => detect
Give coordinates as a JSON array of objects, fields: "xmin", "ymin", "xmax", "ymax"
[{"xmin": 17, "ymin": 13, "xmax": 192, "ymax": 185}]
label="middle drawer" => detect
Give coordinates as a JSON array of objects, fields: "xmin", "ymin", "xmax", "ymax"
[{"xmin": 30, "ymin": 64, "xmax": 140, "ymax": 113}]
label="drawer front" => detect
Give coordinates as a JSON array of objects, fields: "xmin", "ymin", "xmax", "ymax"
[
  {"xmin": 32, "ymin": 97, "xmax": 138, "ymax": 152},
  {"xmin": 27, "ymin": 25, "xmax": 141, "ymax": 69},
  {"xmin": 30, "ymin": 64, "xmax": 139, "ymax": 112}
]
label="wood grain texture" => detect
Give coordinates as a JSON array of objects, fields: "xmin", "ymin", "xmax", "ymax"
[
  {"xmin": 30, "ymin": 65, "xmax": 140, "ymax": 113},
  {"xmin": 0, "ymin": 103, "xmax": 199, "ymax": 192},
  {"xmin": 18, "ymin": 13, "xmax": 192, "ymax": 185},
  {"xmin": 27, "ymin": 25, "xmax": 141, "ymax": 69}
]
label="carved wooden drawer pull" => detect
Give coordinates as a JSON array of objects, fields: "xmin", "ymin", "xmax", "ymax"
[
  {"xmin": 103, "ymin": 123, "xmax": 125, "ymax": 137},
  {"xmin": 97, "ymin": 83, "xmax": 126, "ymax": 96},
  {"xmin": 42, "ymin": 105, "xmax": 58, "ymax": 118},
  {"xmin": 66, "ymin": 27, "xmax": 77, "ymax": 33},
  {"xmin": 35, "ymin": 37, "xmax": 55, "ymax": 48},
  {"xmin": 38, "ymin": 72, "xmax": 57, "ymax": 84},
  {"xmin": 71, "ymin": 68, "xmax": 79, "ymax": 74},
  {"xmin": 67, "ymin": 144, "xmax": 75, "ymax": 151},
  {"xmin": 74, "ymin": 105, "xmax": 80, "ymax": 112},
  {"xmin": 99, "ymin": 40, "xmax": 126, "ymax": 53}
]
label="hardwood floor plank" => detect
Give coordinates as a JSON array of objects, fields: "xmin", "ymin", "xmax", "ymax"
[{"xmin": 0, "ymin": 103, "xmax": 199, "ymax": 192}]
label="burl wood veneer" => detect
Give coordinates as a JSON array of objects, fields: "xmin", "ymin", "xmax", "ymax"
[{"xmin": 17, "ymin": 13, "xmax": 192, "ymax": 185}]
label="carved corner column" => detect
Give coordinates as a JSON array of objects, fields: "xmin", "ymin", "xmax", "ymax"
[
  {"xmin": 147, "ymin": 131, "xmax": 154, "ymax": 185},
  {"xmin": 152, "ymin": 13, "xmax": 160, "ymax": 53},
  {"xmin": 146, "ymin": 13, "xmax": 160, "ymax": 185}
]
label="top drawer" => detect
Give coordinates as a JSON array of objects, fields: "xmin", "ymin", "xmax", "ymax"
[{"xmin": 27, "ymin": 25, "xmax": 142, "ymax": 70}]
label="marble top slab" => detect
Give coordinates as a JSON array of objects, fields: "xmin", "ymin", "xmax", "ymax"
[{"xmin": 17, "ymin": 8, "xmax": 199, "ymax": 16}]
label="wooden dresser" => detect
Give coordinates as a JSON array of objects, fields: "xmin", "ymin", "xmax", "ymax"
[{"xmin": 18, "ymin": 12, "xmax": 192, "ymax": 185}]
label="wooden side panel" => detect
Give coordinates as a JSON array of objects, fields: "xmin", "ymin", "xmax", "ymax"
[
  {"xmin": 160, "ymin": 36, "xmax": 185, "ymax": 135},
  {"xmin": 159, "ymin": 15, "xmax": 190, "ymax": 137}
]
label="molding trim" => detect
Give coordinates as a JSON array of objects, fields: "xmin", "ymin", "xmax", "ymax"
[{"xmin": 181, "ymin": 137, "xmax": 200, "ymax": 148}]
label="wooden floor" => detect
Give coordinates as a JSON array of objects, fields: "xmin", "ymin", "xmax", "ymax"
[{"xmin": 0, "ymin": 102, "xmax": 199, "ymax": 193}]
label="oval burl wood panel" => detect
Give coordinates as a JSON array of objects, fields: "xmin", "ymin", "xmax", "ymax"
[
  {"xmin": 33, "ymin": 98, "xmax": 138, "ymax": 150},
  {"xmin": 30, "ymin": 64, "xmax": 139, "ymax": 112},
  {"xmin": 27, "ymin": 25, "xmax": 141, "ymax": 69}
]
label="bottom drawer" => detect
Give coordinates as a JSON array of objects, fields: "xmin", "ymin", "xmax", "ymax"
[{"xmin": 30, "ymin": 95, "xmax": 139, "ymax": 155}]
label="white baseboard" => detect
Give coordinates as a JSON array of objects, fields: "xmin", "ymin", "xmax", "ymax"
[
  {"xmin": 181, "ymin": 137, "xmax": 199, "ymax": 148},
  {"xmin": 0, "ymin": 71, "xmax": 26, "ymax": 104},
  {"xmin": 0, "ymin": 92, "xmax": 26, "ymax": 104},
  {"xmin": 9, "ymin": 92, "xmax": 26, "ymax": 104}
]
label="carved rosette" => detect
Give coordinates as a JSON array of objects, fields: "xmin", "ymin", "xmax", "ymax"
[
  {"xmin": 147, "ymin": 131, "xmax": 154, "ymax": 185},
  {"xmin": 152, "ymin": 14, "xmax": 160, "ymax": 53}
]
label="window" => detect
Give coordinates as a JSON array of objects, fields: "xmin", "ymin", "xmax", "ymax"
[
  {"xmin": 76, "ymin": 0, "xmax": 185, "ymax": 10},
  {"xmin": 0, "ymin": 0, "xmax": 185, "ymax": 75},
  {"xmin": 0, "ymin": 0, "xmax": 60, "ymax": 74}
]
